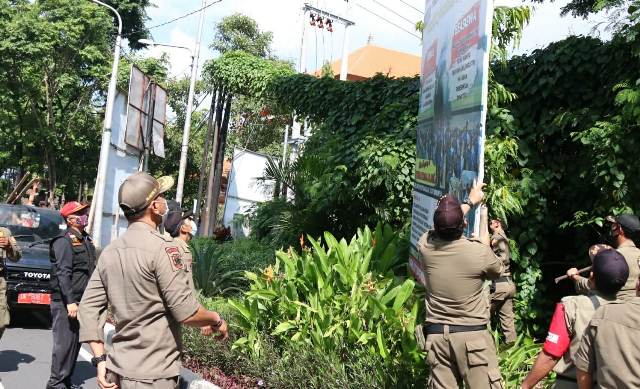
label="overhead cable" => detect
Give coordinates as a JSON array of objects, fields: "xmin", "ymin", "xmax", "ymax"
[
  {"xmin": 368, "ymin": 0, "xmax": 418, "ymax": 26},
  {"xmin": 355, "ymin": 3, "xmax": 421, "ymax": 39},
  {"xmin": 123, "ymin": 0, "xmax": 223, "ymax": 38},
  {"xmin": 399, "ymin": 0, "xmax": 423, "ymax": 14}
]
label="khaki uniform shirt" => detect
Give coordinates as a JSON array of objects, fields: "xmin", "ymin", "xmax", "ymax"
[
  {"xmin": 0, "ymin": 226, "xmax": 21, "ymax": 263},
  {"xmin": 574, "ymin": 298, "xmax": 640, "ymax": 388},
  {"xmin": 553, "ymin": 292, "xmax": 616, "ymax": 379},
  {"xmin": 78, "ymin": 222, "xmax": 199, "ymax": 380},
  {"xmin": 491, "ymin": 230, "xmax": 510, "ymax": 277},
  {"xmin": 575, "ymin": 240, "xmax": 640, "ymax": 300},
  {"xmin": 174, "ymin": 238, "xmax": 194, "ymax": 291},
  {"xmin": 418, "ymin": 231, "xmax": 502, "ymax": 326}
]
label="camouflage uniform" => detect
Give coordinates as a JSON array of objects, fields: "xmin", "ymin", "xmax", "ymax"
[{"xmin": 0, "ymin": 226, "xmax": 22, "ymax": 339}]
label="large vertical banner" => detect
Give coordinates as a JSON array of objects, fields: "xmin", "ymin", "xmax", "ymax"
[{"xmin": 409, "ymin": 0, "xmax": 493, "ymax": 282}]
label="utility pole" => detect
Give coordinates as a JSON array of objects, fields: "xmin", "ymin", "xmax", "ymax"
[
  {"xmin": 89, "ymin": 0, "xmax": 122, "ymax": 248},
  {"xmin": 339, "ymin": 1, "xmax": 352, "ymax": 81},
  {"xmin": 201, "ymin": 88, "xmax": 225, "ymax": 236},
  {"xmin": 301, "ymin": 3, "xmax": 354, "ymax": 78},
  {"xmin": 195, "ymin": 88, "xmax": 217, "ymax": 227},
  {"xmin": 175, "ymin": 0, "xmax": 208, "ymax": 205},
  {"xmin": 142, "ymin": 82, "xmax": 157, "ymax": 172},
  {"xmin": 209, "ymin": 95, "xmax": 232, "ymax": 231}
]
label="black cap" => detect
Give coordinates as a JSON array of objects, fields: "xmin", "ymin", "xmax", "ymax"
[
  {"xmin": 606, "ymin": 214, "xmax": 640, "ymax": 234},
  {"xmin": 164, "ymin": 209, "xmax": 194, "ymax": 237},
  {"xmin": 589, "ymin": 245, "xmax": 629, "ymax": 296},
  {"xmin": 433, "ymin": 195, "xmax": 463, "ymax": 235}
]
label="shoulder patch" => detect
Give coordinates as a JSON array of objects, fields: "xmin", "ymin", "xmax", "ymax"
[
  {"xmin": 69, "ymin": 235, "xmax": 83, "ymax": 246},
  {"xmin": 165, "ymin": 246, "xmax": 183, "ymax": 271},
  {"xmin": 151, "ymin": 229, "xmax": 174, "ymax": 242}
]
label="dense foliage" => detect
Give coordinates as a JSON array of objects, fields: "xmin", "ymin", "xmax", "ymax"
[
  {"xmin": 229, "ymin": 225, "xmax": 421, "ymax": 386},
  {"xmin": 190, "ymin": 238, "xmax": 276, "ymax": 296}
]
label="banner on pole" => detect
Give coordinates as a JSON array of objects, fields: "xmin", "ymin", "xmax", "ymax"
[{"xmin": 409, "ymin": 0, "xmax": 493, "ymax": 284}]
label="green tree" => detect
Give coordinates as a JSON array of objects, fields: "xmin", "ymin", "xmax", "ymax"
[
  {"xmin": 211, "ymin": 13, "xmax": 274, "ymax": 58},
  {"xmin": 0, "ymin": 0, "xmax": 113, "ymax": 199}
]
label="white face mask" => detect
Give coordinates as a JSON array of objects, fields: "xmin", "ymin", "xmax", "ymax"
[{"xmin": 189, "ymin": 220, "xmax": 198, "ymax": 237}]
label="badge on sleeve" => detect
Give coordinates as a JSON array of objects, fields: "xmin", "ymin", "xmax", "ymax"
[
  {"xmin": 165, "ymin": 247, "xmax": 183, "ymax": 271},
  {"xmin": 69, "ymin": 234, "xmax": 83, "ymax": 247}
]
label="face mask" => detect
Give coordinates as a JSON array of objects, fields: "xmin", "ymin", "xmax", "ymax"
[
  {"xmin": 70, "ymin": 215, "xmax": 89, "ymax": 228},
  {"xmin": 189, "ymin": 220, "xmax": 198, "ymax": 237},
  {"xmin": 77, "ymin": 215, "xmax": 89, "ymax": 227}
]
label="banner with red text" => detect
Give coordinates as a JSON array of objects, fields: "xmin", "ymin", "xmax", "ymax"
[{"xmin": 410, "ymin": 0, "xmax": 493, "ymax": 283}]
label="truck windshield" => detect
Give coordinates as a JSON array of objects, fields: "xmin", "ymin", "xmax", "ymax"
[{"xmin": 0, "ymin": 204, "xmax": 65, "ymax": 243}]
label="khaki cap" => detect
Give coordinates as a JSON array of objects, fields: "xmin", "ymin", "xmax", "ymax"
[{"xmin": 118, "ymin": 172, "xmax": 174, "ymax": 216}]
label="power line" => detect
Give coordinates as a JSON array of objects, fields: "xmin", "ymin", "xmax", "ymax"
[
  {"xmin": 399, "ymin": 0, "xmax": 423, "ymax": 14},
  {"xmin": 123, "ymin": 0, "xmax": 223, "ymax": 38},
  {"xmin": 355, "ymin": 3, "xmax": 421, "ymax": 39},
  {"xmin": 368, "ymin": 0, "xmax": 418, "ymax": 26}
]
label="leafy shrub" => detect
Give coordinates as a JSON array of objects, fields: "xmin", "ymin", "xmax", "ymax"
[
  {"xmin": 183, "ymin": 297, "xmax": 384, "ymax": 389},
  {"xmin": 190, "ymin": 238, "xmax": 276, "ymax": 297},
  {"xmin": 228, "ymin": 224, "xmax": 425, "ymax": 387}
]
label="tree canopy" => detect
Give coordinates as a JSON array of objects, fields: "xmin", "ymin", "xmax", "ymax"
[{"xmin": 211, "ymin": 13, "xmax": 274, "ymax": 58}]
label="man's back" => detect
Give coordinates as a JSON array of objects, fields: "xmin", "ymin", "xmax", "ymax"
[
  {"xmin": 80, "ymin": 222, "xmax": 199, "ymax": 380},
  {"xmin": 419, "ymin": 231, "xmax": 501, "ymax": 325},
  {"xmin": 616, "ymin": 241, "xmax": 640, "ymax": 300},
  {"xmin": 574, "ymin": 298, "xmax": 640, "ymax": 388}
]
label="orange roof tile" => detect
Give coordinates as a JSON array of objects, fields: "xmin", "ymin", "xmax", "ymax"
[{"xmin": 315, "ymin": 44, "xmax": 421, "ymax": 80}]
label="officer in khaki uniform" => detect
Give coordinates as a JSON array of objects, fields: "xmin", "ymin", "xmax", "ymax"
[
  {"xmin": 574, "ymin": 276, "xmax": 640, "ymax": 388},
  {"xmin": 568, "ymin": 214, "xmax": 640, "ymax": 300},
  {"xmin": 0, "ymin": 226, "xmax": 21, "ymax": 340},
  {"xmin": 78, "ymin": 172, "xmax": 228, "ymax": 389},
  {"xmin": 418, "ymin": 183, "xmax": 504, "ymax": 389},
  {"xmin": 164, "ymin": 209, "xmax": 196, "ymax": 291},
  {"xmin": 521, "ymin": 245, "xmax": 629, "ymax": 389},
  {"xmin": 489, "ymin": 218, "xmax": 517, "ymax": 344}
]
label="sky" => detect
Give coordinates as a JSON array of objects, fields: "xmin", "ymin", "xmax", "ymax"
[{"xmin": 133, "ymin": 0, "xmax": 612, "ymax": 111}]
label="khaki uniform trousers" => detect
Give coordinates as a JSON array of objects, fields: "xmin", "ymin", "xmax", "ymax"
[
  {"xmin": 0, "ymin": 277, "xmax": 10, "ymax": 340},
  {"xmin": 425, "ymin": 328, "xmax": 503, "ymax": 389},
  {"xmin": 106, "ymin": 372, "xmax": 179, "ymax": 389},
  {"xmin": 490, "ymin": 281, "xmax": 517, "ymax": 344}
]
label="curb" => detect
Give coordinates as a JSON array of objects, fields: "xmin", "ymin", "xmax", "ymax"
[{"xmin": 103, "ymin": 324, "xmax": 220, "ymax": 389}]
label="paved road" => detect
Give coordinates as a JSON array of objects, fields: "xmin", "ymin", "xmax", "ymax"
[{"xmin": 0, "ymin": 310, "xmax": 97, "ymax": 389}]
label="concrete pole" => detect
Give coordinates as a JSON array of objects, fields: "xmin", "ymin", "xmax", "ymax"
[
  {"xmin": 89, "ymin": 0, "xmax": 122, "ymax": 248},
  {"xmin": 299, "ymin": 6, "xmax": 308, "ymax": 73},
  {"xmin": 339, "ymin": 21, "xmax": 351, "ymax": 79},
  {"xmin": 175, "ymin": 0, "xmax": 207, "ymax": 205}
]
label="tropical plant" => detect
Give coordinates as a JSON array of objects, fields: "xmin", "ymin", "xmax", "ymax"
[
  {"xmin": 228, "ymin": 224, "xmax": 424, "ymax": 386},
  {"xmin": 190, "ymin": 238, "xmax": 276, "ymax": 296}
]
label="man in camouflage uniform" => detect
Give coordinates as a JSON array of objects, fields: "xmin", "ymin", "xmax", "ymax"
[
  {"xmin": 0, "ymin": 226, "xmax": 21, "ymax": 340},
  {"xmin": 489, "ymin": 218, "xmax": 517, "ymax": 344},
  {"xmin": 521, "ymin": 245, "xmax": 629, "ymax": 388}
]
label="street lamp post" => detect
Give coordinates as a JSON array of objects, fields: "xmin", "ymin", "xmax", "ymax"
[
  {"xmin": 88, "ymin": 0, "xmax": 122, "ymax": 248},
  {"xmin": 176, "ymin": 0, "xmax": 207, "ymax": 205}
]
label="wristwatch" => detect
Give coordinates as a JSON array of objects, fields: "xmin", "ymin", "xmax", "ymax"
[
  {"xmin": 211, "ymin": 318, "xmax": 224, "ymax": 329},
  {"xmin": 462, "ymin": 198, "xmax": 474, "ymax": 208},
  {"xmin": 91, "ymin": 354, "xmax": 107, "ymax": 367}
]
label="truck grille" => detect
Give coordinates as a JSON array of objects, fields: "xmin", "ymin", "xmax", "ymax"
[{"xmin": 6, "ymin": 270, "xmax": 51, "ymax": 288}]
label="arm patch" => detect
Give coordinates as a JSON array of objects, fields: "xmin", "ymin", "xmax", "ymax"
[{"xmin": 165, "ymin": 246, "xmax": 183, "ymax": 271}]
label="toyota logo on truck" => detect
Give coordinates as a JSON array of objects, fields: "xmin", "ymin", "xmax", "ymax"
[{"xmin": 23, "ymin": 272, "xmax": 50, "ymax": 280}]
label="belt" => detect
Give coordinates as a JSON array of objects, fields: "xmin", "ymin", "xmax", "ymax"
[
  {"xmin": 423, "ymin": 324, "xmax": 487, "ymax": 335},
  {"xmin": 496, "ymin": 276, "xmax": 512, "ymax": 283}
]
